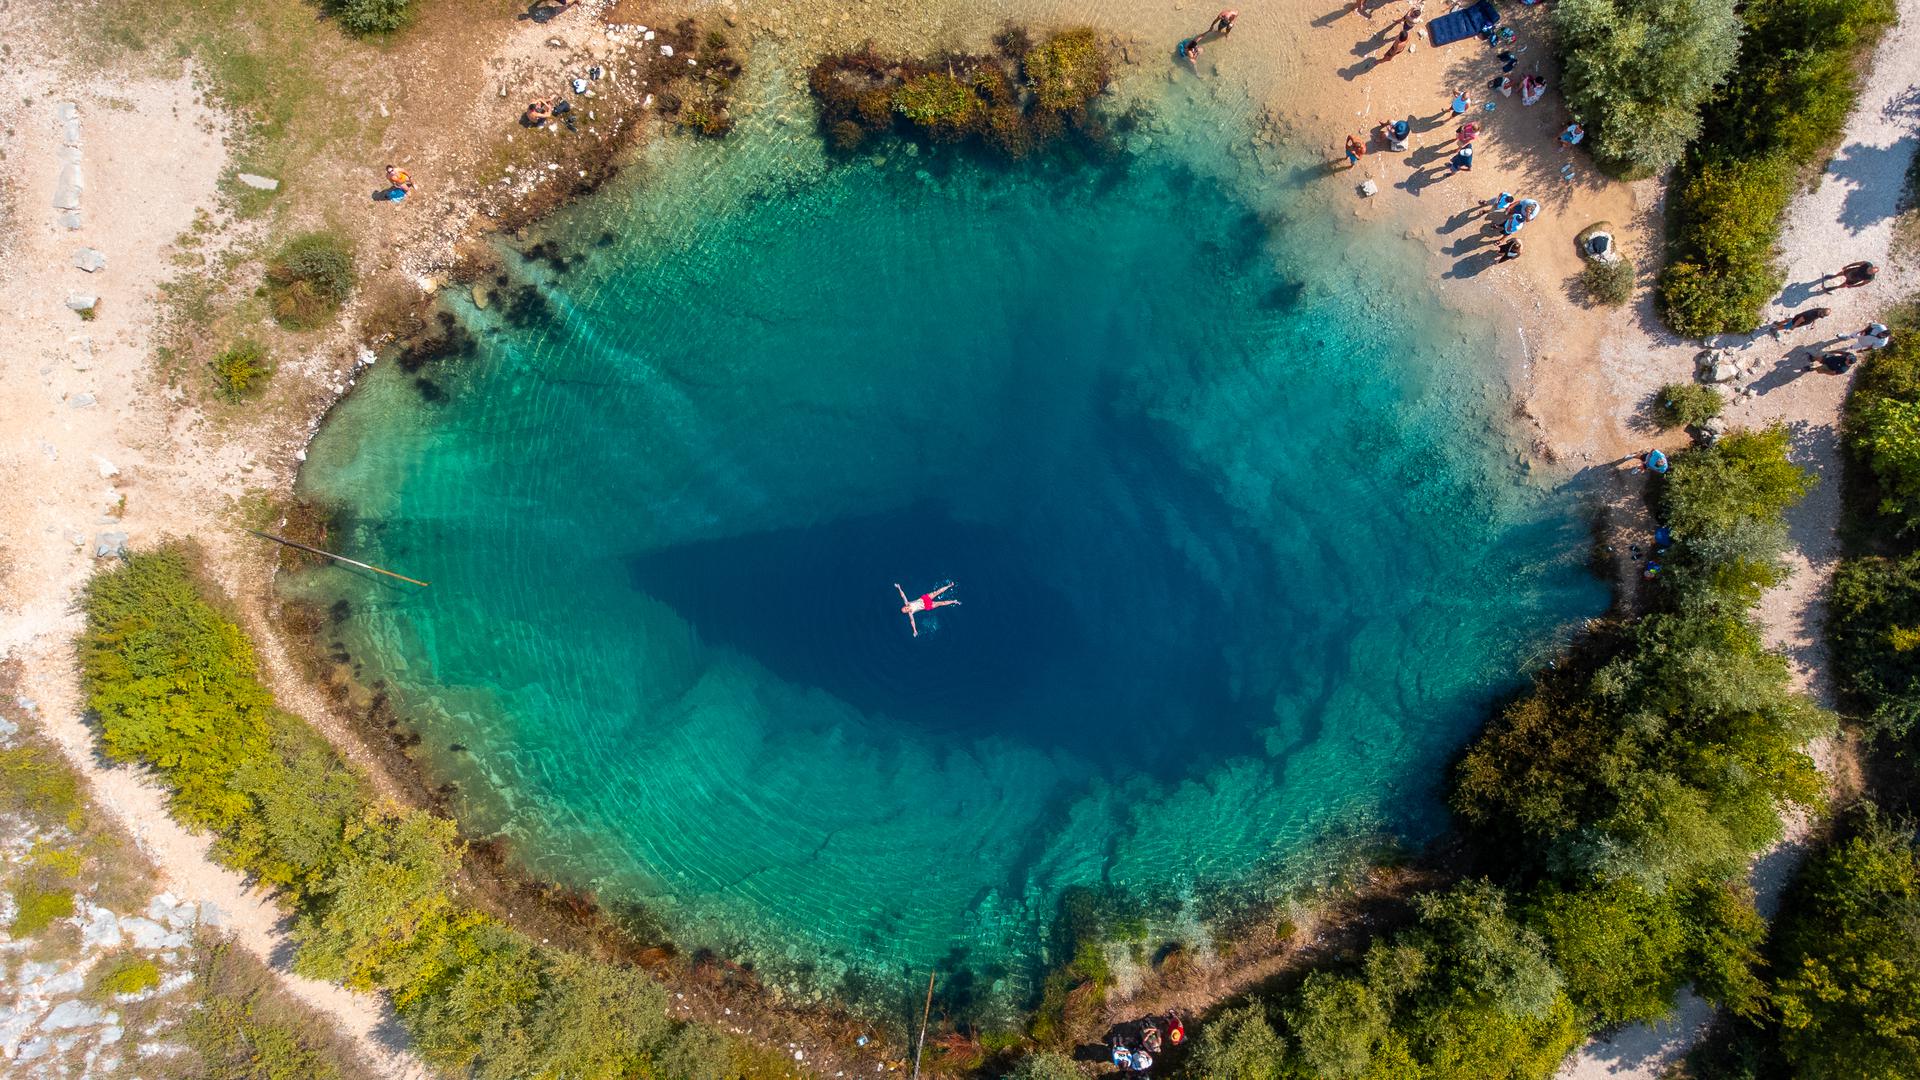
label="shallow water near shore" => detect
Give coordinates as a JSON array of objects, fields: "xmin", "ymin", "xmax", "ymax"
[{"xmin": 297, "ymin": 89, "xmax": 1604, "ymax": 1017}]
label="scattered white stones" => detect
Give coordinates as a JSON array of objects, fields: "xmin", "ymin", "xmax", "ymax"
[
  {"xmin": 659, "ymin": 44, "xmax": 673, "ymax": 57},
  {"xmin": 1359, "ymin": 179, "xmax": 1379, "ymax": 197},
  {"xmin": 70, "ymin": 392, "xmax": 98, "ymax": 409},
  {"xmin": 94, "ymin": 532, "xmax": 128, "ymax": 559},
  {"xmin": 66, "ymin": 294, "xmax": 98, "ymax": 312},
  {"xmin": 96, "ymin": 457, "xmax": 119, "ymax": 479},
  {"xmin": 74, "ymin": 247, "xmax": 107, "ymax": 272},
  {"xmin": 53, "ymin": 163, "xmax": 83, "ymax": 210},
  {"xmin": 235, "ymin": 172, "xmax": 280, "ymax": 190}
]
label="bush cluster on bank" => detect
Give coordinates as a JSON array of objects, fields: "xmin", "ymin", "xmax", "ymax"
[
  {"xmin": 265, "ymin": 229, "xmax": 357, "ymax": 331},
  {"xmin": 808, "ymin": 27, "xmax": 1112, "ymax": 157},
  {"xmin": 78, "ymin": 547, "xmax": 789, "ymax": 1079},
  {"xmin": 1655, "ymin": 0, "xmax": 1896, "ymax": 337},
  {"xmin": 1829, "ymin": 301, "xmax": 1920, "ymax": 741},
  {"xmin": 1144, "ymin": 428, "xmax": 1829, "ymax": 1078}
]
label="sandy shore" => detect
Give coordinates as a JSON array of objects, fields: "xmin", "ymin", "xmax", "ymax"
[{"xmin": 3, "ymin": 0, "xmax": 1915, "ymax": 1075}]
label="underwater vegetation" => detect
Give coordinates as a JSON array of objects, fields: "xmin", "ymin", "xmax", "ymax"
[
  {"xmin": 674, "ymin": 26, "xmax": 744, "ymax": 138},
  {"xmin": 808, "ymin": 27, "xmax": 1113, "ymax": 157}
]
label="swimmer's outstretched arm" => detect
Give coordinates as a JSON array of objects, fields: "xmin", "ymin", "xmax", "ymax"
[
  {"xmin": 895, "ymin": 583, "xmax": 909, "ymax": 605},
  {"xmin": 908, "ymin": 611, "xmax": 919, "ymax": 637}
]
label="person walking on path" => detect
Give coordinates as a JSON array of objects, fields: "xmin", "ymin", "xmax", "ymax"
[
  {"xmin": 1819, "ymin": 261, "xmax": 1879, "ymax": 291},
  {"xmin": 1344, "ymin": 134, "xmax": 1367, "ymax": 168},
  {"xmin": 1381, "ymin": 28, "xmax": 1412, "ymax": 62},
  {"xmin": 1857, "ymin": 322, "xmax": 1893, "ymax": 351},
  {"xmin": 1451, "ymin": 89, "xmax": 1473, "ymax": 116},
  {"xmin": 1769, "ymin": 306, "xmax": 1832, "ymax": 338},
  {"xmin": 1497, "ymin": 237, "xmax": 1523, "ymax": 262}
]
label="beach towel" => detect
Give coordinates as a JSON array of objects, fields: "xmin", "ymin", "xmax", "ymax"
[{"xmin": 1427, "ymin": 1, "xmax": 1500, "ymax": 47}]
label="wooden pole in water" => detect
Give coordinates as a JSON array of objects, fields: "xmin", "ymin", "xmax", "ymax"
[
  {"xmin": 911, "ymin": 971, "xmax": 935, "ymax": 1080},
  {"xmin": 246, "ymin": 529, "xmax": 431, "ymax": 588}
]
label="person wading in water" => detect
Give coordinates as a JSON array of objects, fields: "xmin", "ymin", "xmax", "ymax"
[{"xmin": 896, "ymin": 583, "xmax": 960, "ymax": 637}]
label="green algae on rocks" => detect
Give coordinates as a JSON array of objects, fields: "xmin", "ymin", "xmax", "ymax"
[{"xmin": 808, "ymin": 27, "xmax": 1113, "ymax": 156}]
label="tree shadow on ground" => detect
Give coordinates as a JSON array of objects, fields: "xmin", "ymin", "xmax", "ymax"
[{"xmin": 1831, "ymin": 135, "xmax": 1920, "ymax": 233}]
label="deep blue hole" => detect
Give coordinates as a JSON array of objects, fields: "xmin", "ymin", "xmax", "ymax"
[{"xmin": 624, "ymin": 502, "xmax": 1263, "ymax": 766}]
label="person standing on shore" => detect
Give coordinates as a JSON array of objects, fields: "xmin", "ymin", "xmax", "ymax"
[
  {"xmin": 1353, "ymin": 0, "xmax": 1375, "ymax": 19},
  {"xmin": 383, "ymin": 165, "xmax": 414, "ymax": 201},
  {"xmin": 1497, "ymin": 237, "xmax": 1523, "ymax": 262},
  {"xmin": 1345, "ymin": 134, "xmax": 1367, "ymax": 168},
  {"xmin": 1208, "ymin": 9, "xmax": 1238, "ymax": 36}
]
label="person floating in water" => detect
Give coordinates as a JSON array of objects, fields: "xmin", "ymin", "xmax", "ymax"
[{"xmin": 895, "ymin": 583, "xmax": 960, "ymax": 637}]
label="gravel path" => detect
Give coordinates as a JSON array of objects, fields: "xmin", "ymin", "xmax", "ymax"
[{"xmin": 1558, "ymin": 6, "xmax": 1920, "ymax": 1076}]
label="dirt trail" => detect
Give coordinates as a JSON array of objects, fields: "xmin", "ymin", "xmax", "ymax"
[{"xmin": 1557, "ymin": 3, "xmax": 1920, "ymax": 1076}]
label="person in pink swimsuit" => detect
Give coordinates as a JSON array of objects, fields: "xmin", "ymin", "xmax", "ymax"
[{"xmin": 895, "ymin": 583, "xmax": 960, "ymax": 637}]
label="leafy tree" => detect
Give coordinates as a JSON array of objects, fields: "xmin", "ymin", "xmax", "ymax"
[
  {"xmin": 1409, "ymin": 882, "xmax": 1564, "ymax": 1021},
  {"xmin": 1553, "ymin": 0, "xmax": 1743, "ymax": 175},
  {"xmin": 1829, "ymin": 552, "xmax": 1920, "ymax": 740},
  {"xmin": 218, "ymin": 732, "xmax": 367, "ymax": 894},
  {"xmin": 512, "ymin": 951, "xmax": 672, "ymax": 1080},
  {"xmin": 1288, "ymin": 972, "xmax": 1390, "ymax": 1079},
  {"xmin": 401, "ymin": 919, "xmax": 544, "ymax": 1073},
  {"xmin": 1682, "ymin": 879, "xmax": 1770, "ymax": 1017},
  {"xmin": 1187, "ymin": 1003, "xmax": 1286, "ymax": 1080},
  {"xmin": 1854, "ymin": 397, "xmax": 1920, "ymax": 518},
  {"xmin": 1772, "ymin": 809, "xmax": 1920, "ymax": 1079},
  {"xmin": 292, "ymin": 808, "xmax": 462, "ymax": 990},
  {"xmin": 1663, "ymin": 426, "xmax": 1814, "ymax": 550},
  {"xmin": 1529, "ymin": 879, "xmax": 1688, "ymax": 1025}
]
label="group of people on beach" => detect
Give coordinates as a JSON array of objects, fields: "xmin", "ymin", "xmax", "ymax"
[
  {"xmin": 1109, "ymin": 1012, "xmax": 1185, "ymax": 1073},
  {"xmin": 1479, "ymin": 190, "xmax": 1540, "ymax": 260},
  {"xmin": 1177, "ymin": 9, "xmax": 1238, "ymax": 66}
]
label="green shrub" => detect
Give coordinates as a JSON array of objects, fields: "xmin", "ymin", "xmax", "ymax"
[
  {"xmin": 0, "ymin": 743, "xmax": 82, "ymax": 827},
  {"xmin": 292, "ymin": 808, "xmax": 462, "ymax": 991},
  {"xmin": 92, "ymin": 953, "xmax": 163, "ymax": 997},
  {"xmin": 1581, "ymin": 257, "xmax": 1637, "ymax": 306},
  {"xmin": 329, "ymin": 0, "xmax": 414, "ymax": 35},
  {"xmin": 1854, "ymin": 396, "xmax": 1920, "ymax": 519},
  {"xmin": 210, "ymin": 339, "xmax": 272, "ymax": 400},
  {"xmin": 1829, "ymin": 552, "xmax": 1920, "ymax": 740},
  {"xmin": 1553, "ymin": 0, "xmax": 1743, "ymax": 176},
  {"xmin": 9, "ymin": 884, "xmax": 75, "ymax": 937},
  {"xmin": 1658, "ymin": 155, "xmax": 1793, "ymax": 336},
  {"xmin": 1530, "ymin": 880, "xmax": 1688, "ymax": 1026},
  {"xmin": 1655, "ymin": 381, "xmax": 1725, "ymax": 429},
  {"xmin": 266, "ymin": 230, "xmax": 356, "ymax": 330},
  {"xmin": 80, "ymin": 547, "xmax": 276, "ymax": 831},
  {"xmin": 1025, "ymin": 28, "xmax": 1108, "ymax": 112},
  {"xmin": 1771, "ymin": 808, "xmax": 1920, "ymax": 1079}
]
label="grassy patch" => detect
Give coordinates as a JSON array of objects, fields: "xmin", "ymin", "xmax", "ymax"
[
  {"xmin": 91, "ymin": 952, "xmax": 164, "ymax": 998},
  {"xmin": 9, "ymin": 884, "xmax": 76, "ymax": 937}
]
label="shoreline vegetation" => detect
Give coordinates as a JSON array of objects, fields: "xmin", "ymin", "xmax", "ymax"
[{"xmin": 13, "ymin": 0, "xmax": 1917, "ymax": 1075}]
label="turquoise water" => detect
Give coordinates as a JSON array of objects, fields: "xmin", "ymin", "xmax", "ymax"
[{"xmin": 298, "ymin": 104, "xmax": 1603, "ymax": 1016}]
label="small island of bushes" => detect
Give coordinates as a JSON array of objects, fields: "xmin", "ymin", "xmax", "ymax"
[{"xmin": 808, "ymin": 27, "xmax": 1113, "ymax": 158}]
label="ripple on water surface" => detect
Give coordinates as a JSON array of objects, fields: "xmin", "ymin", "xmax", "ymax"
[{"xmin": 297, "ymin": 117, "xmax": 1604, "ymax": 1014}]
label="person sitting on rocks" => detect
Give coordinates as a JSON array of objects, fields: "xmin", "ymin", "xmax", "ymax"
[{"xmin": 525, "ymin": 98, "xmax": 555, "ymax": 125}]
